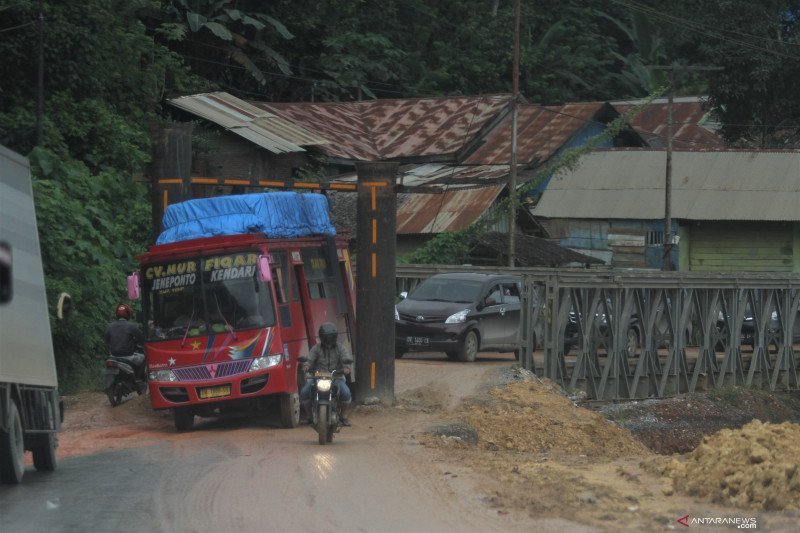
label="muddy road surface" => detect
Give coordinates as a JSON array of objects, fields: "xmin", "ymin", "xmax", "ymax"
[
  {"xmin": 1, "ymin": 352, "xmax": 566, "ymax": 532},
  {"xmin": 4, "ymin": 350, "xmax": 799, "ymax": 532}
]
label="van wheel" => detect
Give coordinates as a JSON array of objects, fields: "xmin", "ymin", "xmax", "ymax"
[
  {"xmin": 458, "ymin": 331, "xmax": 478, "ymax": 362},
  {"xmin": 280, "ymin": 392, "xmax": 300, "ymax": 428},
  {"xmin": 0, "ymin": 401, "xmax": 25, "ymax": 484},
  {"xmin": 32, "ymin": 432, "xmax": 57, "ymax": 472},
  {"xmin": 173, "ymin": 408, "xmax": 195, "ymax": 432}
]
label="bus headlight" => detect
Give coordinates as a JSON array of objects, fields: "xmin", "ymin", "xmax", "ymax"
[
  {"xmin": 250, "ymin": 354, "xmax": 282, "ymax": 371},
  {"xmin": 148, "ymin": 369, "xmax": 177, "ymax": 382}
]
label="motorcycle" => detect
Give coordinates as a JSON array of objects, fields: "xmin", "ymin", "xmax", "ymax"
[
  {"xmin": 104, "ymin": 352, "xmax": 147, "ymax": 406},
  {"xmin": 300, "ymin": 357, "xmax": 352, "ymax": 445}
]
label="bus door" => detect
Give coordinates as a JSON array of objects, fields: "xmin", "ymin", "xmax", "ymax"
[{"xmin": 291, "ymin": 250, "xmax": 316, "ymax": 348}]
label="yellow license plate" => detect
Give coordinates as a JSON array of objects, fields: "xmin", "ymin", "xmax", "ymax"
[{"xmin": 198, "ymin": 385, "xmax": 231, "ymax": 399}]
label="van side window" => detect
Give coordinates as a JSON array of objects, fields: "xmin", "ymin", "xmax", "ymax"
[
  {"xmin": 486, "ymin": 285, "xmax": 502, "ymax": 305},
  {"xmin": 501, "ymin": 282, "xmax": 520, "ymax": 304}
]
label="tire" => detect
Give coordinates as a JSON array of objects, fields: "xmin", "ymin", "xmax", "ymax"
[
  {"xmin": 279, "ymin": 392, "xmax": 300, "ymax": 428},
  {"xmin": 173, "ymin": 408, "xmax": 195, "ymax": 432},
  {"xmin": 458, "ymin": 330, "xmax": 478, "ymax": 362},
  {"xmin": 0, "ymin": 401, "xmax": 25, "ymax": 484},
  {"xmin": 317, "ymin": 404, "xmax": 329, "ymax": 445},
  {"xmin": 395, "ymin": 350, "xmax": 405, "ymax": 359},
  {"xmin": 107, "ymin": 382, "xmax": 126, "ymax": 407},
  {"xmin": 625, "ymin": 327, "xmax": 639, "ymax": 358},
  {"xmin": 32, "ymin": 432, "xmax": 57, "ymax": 472}
]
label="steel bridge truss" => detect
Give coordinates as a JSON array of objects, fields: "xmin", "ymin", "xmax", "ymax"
[{"xmin": 519, "ymin": 273, "xmax": 800, "ymax": 400}]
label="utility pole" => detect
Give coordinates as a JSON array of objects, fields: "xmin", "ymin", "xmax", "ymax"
[
  {"xmin": 508, "ymin": 0, "xmax": 520, "ymax": 267},
  {"xmin": 647, "ymin": 64, "xmax": 722, "ymax": 271},
  {"xmin": 35, "ymin": 0, "xmax": 44, "ymax": 146}
]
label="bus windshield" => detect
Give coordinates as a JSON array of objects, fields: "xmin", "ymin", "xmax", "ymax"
[{"xmin": 142, "ymin": 252, "xmax": 277, "ymax": 341}]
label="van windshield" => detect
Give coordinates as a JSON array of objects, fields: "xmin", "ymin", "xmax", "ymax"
[
  {"xmin": 142, "ymin": 252, "xmax": 276, "ymax": 341},
  {"xmin": 408, "ymin": 278, "xmax": 483, "ymax": 303}
]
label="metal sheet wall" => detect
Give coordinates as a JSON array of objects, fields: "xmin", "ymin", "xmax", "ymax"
[{"xmin": 689, "ymin": 222, "xmax": 793, "ymax": 272}]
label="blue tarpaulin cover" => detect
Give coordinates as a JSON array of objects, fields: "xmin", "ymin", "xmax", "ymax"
[{"xmin": 156, "ymin": 192, "xmax": 336, "ymax": 245}]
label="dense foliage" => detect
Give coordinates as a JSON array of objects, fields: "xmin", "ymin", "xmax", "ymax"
[{"xmin": 0, "ymin": 0, "xmax": 798, "ymax": 389}]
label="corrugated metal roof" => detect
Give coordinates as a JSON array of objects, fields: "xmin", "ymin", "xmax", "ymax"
[
  {"xmin": 464, "ymin": 102, "xmax": 610, "ymax": 165},
  {"xmin": 614, "ymin": 100, "xmax": 725, "ymax": 149},
  {"xmin": 257, "ymin": 95, "xmax": 512, "ymax": 161},
  {"xmin": 169, "ymin": 92, "xmax": 329, "ymax": 154},
  {"xmin": 396, "ymin": 185, "xmax": 505, "ymax": 234},
  {"xmin": 534, "ymin": 150, "xmax": 800, "ymax": 221}
]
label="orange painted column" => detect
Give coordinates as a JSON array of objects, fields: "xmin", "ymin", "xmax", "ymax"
[{"xmin": 353, "ymin": 161, "xmax": 398, "ymax": 406}]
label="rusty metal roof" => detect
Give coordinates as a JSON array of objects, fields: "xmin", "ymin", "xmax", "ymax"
[
  {"xmin": 168, "ymin": 92, "xmax": 329, "ymax": 154},
  {"xmin": 396, "ymin": 185, "xmax": 505, "ymax": 234},
  {"xmin": 328, "ymin": 163, "xmax": 510, "ymax": 235},
  {"xmin": 614, "ymin": 99, "xmax": 725, "ymax": 149},
  {"xmin": 534, "ymin": 150, "xmax": 800, "ymax": 221},
  {"xmin": 464, "ymin": 102, "xmax": 613, "ymax": 165},
  {"xmin": 256, "ymin": 95, "xmax": 512, "ymax": 161}
]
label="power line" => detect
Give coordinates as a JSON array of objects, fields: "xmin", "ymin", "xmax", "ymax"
[
  {"xmin": 610, "ymin": 0, "xmax": 800, "ymax": 61},
  {"xmin": 616, "ymin": 0, "xmax": 800, "ymax": 50},
  {"xmin": 0, "ymin": 20, "xmax": 34, "ymax": 33}
]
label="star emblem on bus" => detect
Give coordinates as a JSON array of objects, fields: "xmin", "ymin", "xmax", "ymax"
[{"xmin": 190, "ymin": 340, "xmax": 202, "ymax": 350}]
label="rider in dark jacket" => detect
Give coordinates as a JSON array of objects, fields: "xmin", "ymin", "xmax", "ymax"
[
  {"xmin": 300, "ymin": 322, "xmax": 352, "ymax": 425},
  {"xmin": 104, "ymin": 304, "xmax": 145, "ymax": 378}
]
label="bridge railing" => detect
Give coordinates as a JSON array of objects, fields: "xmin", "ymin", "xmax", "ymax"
[{"xmin": 396, "ymin": 264, "xmax": 800, "ymax": 399}]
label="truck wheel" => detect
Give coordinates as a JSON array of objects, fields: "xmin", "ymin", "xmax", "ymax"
[
  {"xmin": 0, "ymin": 401, "xmax": 25, "ymax": 484},
  {"xmin": 317, "ymin": 405, "xmax": 329, "ymax": 445},
  {"xmin": 173, "ymin": 408, "xmax": 194, "ymax": 432},
  {"xmin": 279, "ymin": 392, "xmax": 300, "ymax": 428},
  {"xmin": 457, "ymin": 330, "xmax": 478, "ymax": 362},
  {"xmin": 32, "ymin": 432, "xmax": 57, "ymax": 472}
]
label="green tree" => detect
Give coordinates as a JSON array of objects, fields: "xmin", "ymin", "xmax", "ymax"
[{"xmin": 0, "ymin": 0, "xmax": 202, "ymax": 391}]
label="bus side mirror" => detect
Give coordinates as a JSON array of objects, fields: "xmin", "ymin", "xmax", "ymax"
[
  {"xmin": 127, "ymin": 272, "xmax": 140, "ymax": 300},
  {"xmin": 258, "ymin": 255, "xmax": 272, "ymax": 283}
]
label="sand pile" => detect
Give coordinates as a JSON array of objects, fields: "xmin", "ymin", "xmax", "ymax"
[
  {"xmin": 452, "ymin": 379, "xmax": 649, "ymax": 459},
  {"xmin": 665, "ymin": 420, "xmax": 800, "ymax": 510}
]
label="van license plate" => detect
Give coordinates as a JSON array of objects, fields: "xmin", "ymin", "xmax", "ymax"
[
  {"xmin": 407, "ymin": 336, "xmax": 430, "ymax": 346},
  {"xmin": 198, "ymin": 385, "xmax": 231, "ymax": 399}
]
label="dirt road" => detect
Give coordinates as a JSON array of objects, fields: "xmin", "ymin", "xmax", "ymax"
[{"xmin": 2, "ymin": 351, "xmax": 799, "ymax": 532}]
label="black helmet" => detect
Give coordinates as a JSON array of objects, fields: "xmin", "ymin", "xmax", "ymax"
[{"xmin": 318, "ymin": 322, "xmax": 338, "ymax": 348}]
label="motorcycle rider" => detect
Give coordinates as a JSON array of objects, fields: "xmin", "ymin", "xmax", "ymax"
[
  {"xmin": 300, "ymin": 322, "xmax": 352, "ymax": 426},
  {"xmin": 104, "ymin": 303, "xmax": 145, "ymax": 383}
]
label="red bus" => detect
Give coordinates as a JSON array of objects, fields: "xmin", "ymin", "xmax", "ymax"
[{"xmin": 129, "ymin": 232, "xmax": 356, "ymax": 431}]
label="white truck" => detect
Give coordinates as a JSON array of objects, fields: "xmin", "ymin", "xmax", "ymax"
[{"xmin": 0, "ymin": 144, "xmax": 62, "ymax": 484}]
